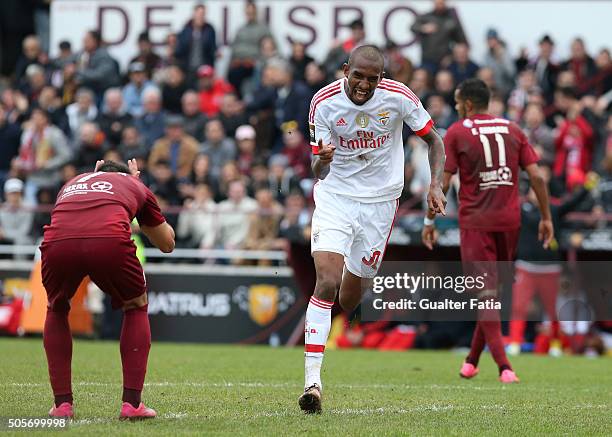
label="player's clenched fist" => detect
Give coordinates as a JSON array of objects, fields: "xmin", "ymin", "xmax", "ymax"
[{"xmin": 317, "ymin": 139, "xmax": 336, "ymax": 164}]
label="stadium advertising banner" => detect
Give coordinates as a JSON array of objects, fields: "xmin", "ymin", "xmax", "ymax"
[
  {"xmin": 144, "ymin": 265, "xmax": 305, "ymax": 344},
  {"xmin": 50, "ymin": 0, "xmax": 612, "ymax": 69}
]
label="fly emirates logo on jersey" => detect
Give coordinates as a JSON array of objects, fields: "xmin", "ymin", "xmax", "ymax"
[
  {"xmin": 466, "ymin": 119, "xmax": 513, "ymax": 190},
  {"xmin": 338, "ymin": 130, "xmax": 392, "ymax": 151}
]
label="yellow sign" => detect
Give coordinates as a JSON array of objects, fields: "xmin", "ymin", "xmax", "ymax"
[{"xmin": 248, "ymin": 285, "xmax": 279, "ymax": 326}]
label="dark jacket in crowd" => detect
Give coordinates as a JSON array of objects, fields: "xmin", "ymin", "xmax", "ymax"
[
  {"xmin": 410, "ymin": 7, "xmax": 467, "ymax": 67},
  {"xmin": 175, "ymin": 21, "xmax": 217, "ymax": 72},
  {"xmin": 75, "ymin": 47, "xmax": 121, "ymax": 96}
]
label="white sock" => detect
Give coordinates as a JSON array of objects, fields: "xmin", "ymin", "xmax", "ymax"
[{"xmin": 304, "ymin": 296, "xmax": 333, "ymax": 390}]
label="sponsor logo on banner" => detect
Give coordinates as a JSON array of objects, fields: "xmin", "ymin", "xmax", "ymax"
[
  {"xmin": 232, "ymin": 285, "xmax": 296, "ymax": 326},
  {"xmin": 148, "ymin": 292, "xmax": 231, "ymax": 316},
  {"xmin": 355, "ymin": 112, "xmax": 369, "ymax": 128}
]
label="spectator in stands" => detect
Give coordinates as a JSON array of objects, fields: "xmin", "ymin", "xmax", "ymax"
[
  {"xmin": 553, "ymin": 87, "xmax": 594, "ymax": 191},
  {"xmin": 522, "ymin": 103, "xmax": 556, "ymax": 167},
  {"xmin": 247, "ymin": 35, "xmax": 282, "ymax": 95},
  {"xmin": 508, "ymin": 69, "xmax": 541, "ymax": 121},
  {"xmin": 135, "ymin": 87, "xmax": 166, "ymax": 149},
  {"xmin": 149, "ymin": 160, "xmax": 181, "ymax": 206},
  {"xmin": 117, "ymin": 125, "xmax": 148, "ymax": 162},
  {"xmin": 161, "ymin": 64, "xmax": 189, "ymax": 115},
  {"xmin": 130, "ymin": 31, "xmax": 161, "ymax": 78},
  {"xmin": 57, "ymin": 62, "xmax": 79, "ymax": 107},
  {"xmin": 447, "ymin": 42, "xmax": 479, "ymax": 85},
  {"xmin": 181, "ymin": 91, "xmax": 207, "ymax": 142},
  {"xmin": 0, "ymin": 179, "xmax": 33, "ymax": 250},
  {"xmin": 175, "ymin": 3, "xmax": 217, "ymax": 75},
  {"xmin": 434, "ymin": 69, "xmax": 456, "ymax": 108},
  {"xmin": 562, "ymin": 38, "xmax": 597, "ymax": 95},
  {"xmin": 30, "ymin": 187, "xmax": 54, "ymax": 242},
  {"xmin": 483, "ymin": 28, "xmax": 516, "ymax": 97},
  {"xmin": 249, "ymin": 159, "xmax": 269, "ymax": 191},
  {"xmin": 279, "ymin": 190, "xmax": 310, "ymax": 244},
  {"xmin": 15, "ymin": 107, "xmax": 71, "ymax": 204},
  {"xmin": 98, "ymin": 88, "xmax": 133, "ymax": 148},
  {"xmin": 200, "ymin": 118, "xmax": 237, "ymax": 180},
  {"xmin": 530, "ymin": 35, "xmax": 559, "ymax": 104},
  {"xmin": 15, "ymin": 35, "xmax": 45, "ymax": 85},
  {"xmin": 197, "ymin": 65, "xmax": 234, "ymax": 117},
  {"xmin": 148, "ymin": 115, "xmax": 199, "ymax": 181},
  {"xmin": 65, "ymin": 87, "xmax": 97, "ymax": 139},
  {"xmin": 595, "ymin": 120, "xmax": 612, "ymax": 212},
  {"xmin": 217, "ymin": 179, "xmax": 257, "ymax": 250},
  {"xmin": 477, "ymin": 66, "xmax": 498, "ymax": 95},
  {"xmin": 0, "ymin": 104, "xmax": 22, "ymax": 195},
  {"xmin": 425, "ymin": 93, "xmax": 456, "ymax": 130},
  {"xmin": 74, "ymin": 30, "xmax": 120, "ymax": 99},
  {"xmin": 228, "ymin": 0, "xmax": 274, "ymax": 96},
  {"xmin": 176, "ymin": 183, "xmax": 217, "ymax": 250},
  {"xmin": 280, "ymin": 121, "xmax": 311, "ymax": 180},
  {"xmin": 180, "ymin": 153, "xmax": 215, "ymax": 200},
  {"xmin": 323, "ymin": 19, "xmax": 366, "ymax": 80},
  {"xmin": 304, "ymin": 62, "xmax": 328, "ymax": 97},
  {"xmin": 37, "ymin": 86, "xmax": 69, "ymax": 136},
  {"xmin": 289, "ymin": 41, "xmax": 314, "ymax": 83},
  {"xmin": 488, "ymin": 93, "xmax": 507, "ymax": 118},
  {"xmin": 50, "ymin": 40, "xmax": 75, "ymax": 74},
  {"xmin": 267, "ymin": 154, "xmax": 301, "ymax": 203},
  {"xmin": 21, "ymin": 64, "xmax": 47, "ymax": 104},
  {"xmin": 594, "ymin": 48, "xmax": 612, "ymax": 96},
  {"xmin": 123, "ymin": 62, "xmax": 157, "ymax": 117},
  {"xmin": 243, "ymin": 187, "xmax": 284, "ymax": 261},
  {"xmin": 218, "ymin": 93, "xmax": 248, "ymax": 138},
  {"xmin": 1, "ymin": 89, "xmax": 29, "ymax": 125},
  {"xmin": 235, "ymin": 124, "xmax": 257, "ymax": 177},
  {"xmin": 410, "ymin": 0, "xmax": 467, "ymax": 73},
  {"xmin": 409, "ymin": 68, "xmax": 431, "ymax": 100},
  {"xmin": 248, "ymin": 58, "xmax": 311, "ymax": 150},
  {"xmin": 73, "ymin": 122, "xmax": 109, "ymax": 174},
  {"xmin": 216, "ymin": 160, "xmax": 248, "ymax": 202},
  {"xmin": 383, "ymin": 40, "xmax": 413, "ymax": 85}
]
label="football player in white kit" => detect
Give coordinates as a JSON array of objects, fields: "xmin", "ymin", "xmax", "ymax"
[{"xmin": 299, "ymin": 45, "xmax": 447, "ymax": 413}]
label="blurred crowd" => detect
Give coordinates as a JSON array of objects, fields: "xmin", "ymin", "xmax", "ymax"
[{"xmin": 0, "ymin": 0, "xmax": 611, "ymax": 260}]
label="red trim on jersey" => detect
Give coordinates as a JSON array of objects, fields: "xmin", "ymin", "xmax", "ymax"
[
  {"xmin": 377, "ymin": 83, "xmax": 420, "ymax": 106},
  {"xmin": 379, "ymin": 79, "xmax": 420, "ymax": 104},
  {"xmin": 311, "ymin": 144, "xmax": 320, "ymax": 155},
  {"xmin": 305, "ymin": 344, "xmax": 325, "ymax": 353},
  {"xmin": 380, "ymin": 199, "xmax": 400, "ymax": 261},
  {"xmin": 414, "ymin": 119, "xmax": 434, "ymax": 137},
  {"xmin": 310, "ymin": 296, "xmax": 334, "ymax": 308},
  {"xmin": 309, "ymin": 83, "xmax": 342, "ymax": 122}
]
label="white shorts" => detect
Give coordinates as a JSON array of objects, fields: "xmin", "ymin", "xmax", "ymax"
[{"xmin": 311, "ymin": 185, "xmax": 399, "ymax": 279}]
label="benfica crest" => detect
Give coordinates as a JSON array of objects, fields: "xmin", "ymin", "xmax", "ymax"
[
  {"xmin": 377, "ymin": 110, "xmax": 390, "ymax": 126},
  {"xmin": 232, "ymin": 285, "xmax": 296, "ymax": 326}
]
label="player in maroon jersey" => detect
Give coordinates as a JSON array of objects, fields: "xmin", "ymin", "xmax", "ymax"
[
  {"xmin": 42, "ymin": 159, "xmax": 175, "ymax": 418},
  {"xmin": 422, "ymin": 79, "xmax": 553, "ymax": 383}
]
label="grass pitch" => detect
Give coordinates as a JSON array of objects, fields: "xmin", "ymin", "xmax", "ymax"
[{"xmin": 0, "ymin": 338, "xmax": 610, "ymax": 436}]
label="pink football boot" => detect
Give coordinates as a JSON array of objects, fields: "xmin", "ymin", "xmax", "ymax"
[
  {"xmin": 499, "ymin": 369, "xmax": 520, "ymax": 383},
  {"xmin": 459, "ymin": 362, "xmax": 479, "ymax": 379},
  {"xmin": 120, "ymin": 402, "xmax": 157, "ymax": 420},
  {"xmin": 49, "ymin": 402, "xmax": 74, "ymax": 418}
]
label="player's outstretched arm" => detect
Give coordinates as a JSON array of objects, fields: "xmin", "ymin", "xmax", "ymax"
[
  {"xmin": 312, "ymin": 139, "xmax": 335, "ymax": 180},
  {"xmin": 420, "ymin": 126, "xmax": 447, "ymax": 216},
  {"xmin": 141, "ymin": 222, "xmax": 176, "ymax": 253},
  {"xmin": 525, "ymin": 163, "xmax": 554, "ymax": 248}
]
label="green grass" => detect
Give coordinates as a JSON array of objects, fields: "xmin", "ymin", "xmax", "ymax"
[{"xmin": 0, "ymin": 338, "xmax": 610, "ymax": 436}]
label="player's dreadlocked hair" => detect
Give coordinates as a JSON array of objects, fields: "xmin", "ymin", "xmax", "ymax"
[
  {"xmin": 348, "ymin": 45, "xmax": 385, "ymax": 69},
  {"xmin": 457, "ymin": 78, "xmax": 491, "ymax": 110},
  {"xmin": 97, "ymin": 160, "xmax": 130, "ymax": 173}
]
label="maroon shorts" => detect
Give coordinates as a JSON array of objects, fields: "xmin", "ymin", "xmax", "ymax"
[
  {"xmin": 459, "ymin": 228, "xmax": 520, "ymax": 291},
  {"xmin": 41, "ymin": 238, "xmax": 146, "ymax": 312}
]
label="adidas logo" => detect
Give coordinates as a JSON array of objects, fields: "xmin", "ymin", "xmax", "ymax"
[{"xmin": 336, "ymin": 118, "xmax": 347, "ymax": 126}]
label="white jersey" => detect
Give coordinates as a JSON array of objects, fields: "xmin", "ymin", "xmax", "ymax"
[{"xmin": 309, "ymin": 78, "xmax": 433, "ymax": 203}]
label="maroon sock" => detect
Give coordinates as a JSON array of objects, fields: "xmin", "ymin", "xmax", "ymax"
[
  {"xmin": 120, "ymin": 305, "xmax": 151, "ymax": 408},
  {"xmin": 466, "ymin": 322, "xmax": 486, "ymax": 366},
  {"xmin": 43, "ymin": 309, "xmax": 73, "ymax": 405},
  {"xmin": 478, "ymin": 298, "xmax": 512, "ymax": 373}
]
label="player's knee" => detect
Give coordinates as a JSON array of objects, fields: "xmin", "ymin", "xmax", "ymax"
[
  {"xmin": 122, "ymin": 293, "xmax": 148, "ymax": 311},
  {"xmin": 339, "ymin": 293, "xmax": 360, "ymax": 312},
  {"xmin": 314, "ymin": 276, "xmax": 340, "ymax": 302}
]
